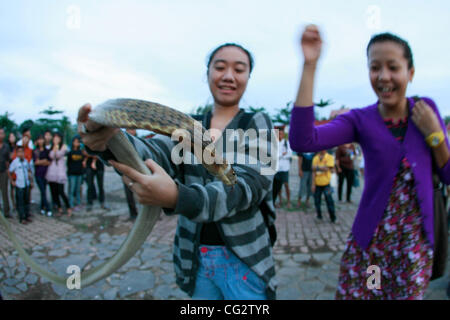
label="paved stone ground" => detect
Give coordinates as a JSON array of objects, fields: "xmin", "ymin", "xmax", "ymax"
[{"xmin": 1, "ymin": 157, "xmax": 449, "ymax": 300}]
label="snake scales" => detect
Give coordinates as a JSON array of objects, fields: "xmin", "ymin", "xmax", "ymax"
[{"xmin": 0, "ymin": 98, "xmax": 236, "ymax": 289}]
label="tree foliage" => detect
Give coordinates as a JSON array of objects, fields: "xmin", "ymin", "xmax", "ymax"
[
  {"xmin": 314, "ymin": 99, "xmax": 334, "ymax": 108},
  {"xmin": 0, "ymin": 112, "xmax": 18, "ymax": 134},
  {"xmin": 40, "ymin": 106, "xmax": 64, "ymax": 116},
  {"xmin": 191, "ymin": 98, "xmax": 334, "ymax": 126},
  {"xmin": 247, "ymin": 106, "xmax": 267, "ymax": 113},
  {"xmin": 444, "ymin": 116, "xmax": 450, "ymax": 125},
  {"xmin": 19, "ymin": 120, "xmax": 34, "ymax": 133},
  {"xmin": 271, "ymin": 101, "xmax": 292, "ymax": 126},
  {"xmin": 192, "ymin": 103, "xmax": 213, "ymax": 115},
  {"xmin": 1, "ymin": 107, "xmax": 76, "ymax": 145}
]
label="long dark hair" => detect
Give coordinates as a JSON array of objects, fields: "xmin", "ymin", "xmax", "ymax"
[
  {"xmin": 8, "ymin": 132, "xmax": 17, "ymax": 149},
  {"xmin": 51, "ymin": 132, "xmax": 63, "ymax": 150},
  {"xmin": 34, "ymin": 134, "xmax": 45, "ymax": 150},
  {"xmin": 71, "ymin": 135, "xmax": 81, "ymax": 151}
]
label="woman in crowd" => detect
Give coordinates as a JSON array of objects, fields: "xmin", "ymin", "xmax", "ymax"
[
  {"xmin": 77, "ymin": 43, "xmax": 277, "ymax": 299},
  {"xmin": 289, "ymin": 25, "xmax": 450, "ymax": 299},
  {"xmin": 7, "ymin": 132, "xmax": 17, "ymax": 150},
  {"xmin": 335, "ymin": 143, "xmax": 356, "ymax": 203},
  {"xmin": 46, "ymin": 132, "xmax": 72, "ymax": 217},
  {"xmin": 67, "ymin": 136, "xmax": 84, "ymax": 211},
  {"xmin": 33, "ymin": 134, "xmax": 51, "ymax": 216},
  {"xmin": 7, "ymin": 132, "xmax": 17, "ymax": 212}
]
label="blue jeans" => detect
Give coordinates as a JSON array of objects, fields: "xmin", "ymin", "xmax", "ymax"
[
  {"xmin": 35, "ymin": 176, "xmax": 50, "ymax": 211},
  {"xmin": 16, "ymin": 186, "xmax": 30, "ymax": 222},
  {"xmin": 192, "ymin": 245, "xmax": 268, "ymax": 300},
  {"xmin": 86, "ymin": 168, "xmax": 104, "ymax": 205},
  {"xmin": 314, "ymin": 184, "xmax": 336, "ymax": 222},
  {"xmin": 299, "ymin": 170, "xmax": 313, "ymax": 200},
  {"xmin": 68, "ymin": 175, "xmax": 83, "ymax": 208}
]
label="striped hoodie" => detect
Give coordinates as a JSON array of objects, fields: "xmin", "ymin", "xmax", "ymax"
[{"xmin": 94, "ymin": 110, "xmax": 277, "ymax": 298}]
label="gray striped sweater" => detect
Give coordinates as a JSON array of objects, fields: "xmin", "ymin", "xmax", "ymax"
[{"xmin": 94, "ymin": 110, "xmax": 277, "ymax": 298}]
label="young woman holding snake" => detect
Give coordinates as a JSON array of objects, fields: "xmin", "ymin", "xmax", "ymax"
[
  {"xmin": 77, "ymin": 44, "xmax": 277, "ymax": 299},
  {"xmin": 289, "ymin": 25, "xmax": 450, "ymax": 299}
]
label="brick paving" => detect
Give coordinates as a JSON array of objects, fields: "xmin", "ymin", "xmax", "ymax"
[{"xmin": 0, "ymin": 215, "xmax": 76, "ymax": 251}]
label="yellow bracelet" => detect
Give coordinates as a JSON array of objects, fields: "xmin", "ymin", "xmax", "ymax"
[{"xmin": 425, "ymin": 131, "xmax": 445, "ymax": 148}]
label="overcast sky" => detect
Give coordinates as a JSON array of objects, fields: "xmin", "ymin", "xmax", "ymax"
[{"xmin": 1, "ymin": 0, "xmax": 449, "ymax": 126}]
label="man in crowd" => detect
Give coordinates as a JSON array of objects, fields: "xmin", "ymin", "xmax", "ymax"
[
  {"xmin": 297, "ymin": 151, "xmax": 314, "ymax": 208},
  {"xmin": 312, "ymin": 149, "xmax": 336, "ymax": 223},
  {"xmin": 83, "ymin": 151, "xmax": 108, "ymax": 211},
  {"xmin": 9, "ymin": 145, "xmax": 33, "ymax": 224},
  {"xmin": 0, "ymin": 128, "xmax": 11, "ymax": 218},
  {"xmin": 273, "ymin": 125, "xmax": 292, "ymax": 209},
  {"xmin": 44, "ymin": 130, "xmax": 53, "ymax": 150},
  {"xmin": 17, "ymin": 128, "xmax": 34, "ymax": 149}
]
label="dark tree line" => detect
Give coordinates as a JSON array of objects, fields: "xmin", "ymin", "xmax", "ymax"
[
  {"xmin": 192, "ymin": 98, "xmax": 335, "ymax": 126},
  {"xmin": 0, "ymin": 107, "xmax": 76, "ymax": 145}
]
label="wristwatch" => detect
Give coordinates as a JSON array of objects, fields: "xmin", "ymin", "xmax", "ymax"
[{"xmin": 425, "ymin": 131, "xmax": 445, "ymax": 148}]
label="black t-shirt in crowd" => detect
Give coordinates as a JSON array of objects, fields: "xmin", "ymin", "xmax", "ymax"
[
  {"xmin": 67, "ymin": 149, "xmax": 84, "ymax": 175},
  {"xmin": 300, "ymin": 152, "xmax": 314, "ymax": 172}
]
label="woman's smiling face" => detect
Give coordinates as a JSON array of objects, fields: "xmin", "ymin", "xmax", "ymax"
[
  {"xmin": 208, "ymin": 46, "xmax": 250, "ymax": 108},
  {"xmin": 53, "ymin": 134, "xmax": 61, "ymax": 145},
  {"xmin": 368, "ymin": 41, "xmax": 414, "ymax": 109}
]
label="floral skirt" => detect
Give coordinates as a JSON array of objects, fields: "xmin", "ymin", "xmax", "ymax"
[{"xmin": 335, "ymin": 158, "xmax": 434, "ymax": 300}]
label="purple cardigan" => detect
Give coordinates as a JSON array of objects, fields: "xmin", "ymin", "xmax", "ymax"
[{"xmin": 289, "ymin": 97, "xmax": 450, "ymax": 250}]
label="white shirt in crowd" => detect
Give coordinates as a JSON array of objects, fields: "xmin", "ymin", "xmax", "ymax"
[
  {"xmin": 17, "ymin": 139, "xmax": 35, "ymax": 149},
  {"xmin": 9, "ymin": 158, "xmax": 32, "ymax": 188},
  {"xmin": 277, "ymin": 139, "xmax": 292, "ymax": 172}
]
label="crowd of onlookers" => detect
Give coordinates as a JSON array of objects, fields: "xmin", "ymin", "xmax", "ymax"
[
  {"xmin": 0, "ymin": 123, "xmax": 363, "ymax": 226},
  {"xmin": 0, "ymin": 123, "xmax": 445, "ymax": 229},
  {"xmin": 0, "ymin": 127, "xmax": 110, "ymax": 225},
  {"xmin": 273, "ymin": 125, "xmax": 364, "ymax": 223},
  {"xmin": 275, "ymin": 125, "xmax": 450, "ymax": 230}
]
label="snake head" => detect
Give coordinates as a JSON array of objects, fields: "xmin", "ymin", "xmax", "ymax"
[
  {"xmin": 208, "ymin": 163, "xmax": 237, "ymax": 186},
  {"xmin": 223, "ymin": 168, "xmax": 237, "ymax": 186},
  {"xmin": 217, "ymin": 164, "xmax": 237, "ymax": 186}
]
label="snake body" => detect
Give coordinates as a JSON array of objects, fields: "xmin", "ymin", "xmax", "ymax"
[
  {"xmin": 89, "ymin": 99, "xmax": 237, "ymax": 186},
  {"xmin": 0, "ymin": 98, "xmax": 236, "ymax": 290}
]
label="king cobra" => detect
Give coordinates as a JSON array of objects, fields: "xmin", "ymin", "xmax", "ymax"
[{"xmin": 0, "ymin": 98, "xmax": 236, "ymax": 288}]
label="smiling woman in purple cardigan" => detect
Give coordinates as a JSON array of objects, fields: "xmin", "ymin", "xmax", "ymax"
[{"xmin": 289, "ymin": 25, "xmax": 450, "ymax": 299}]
